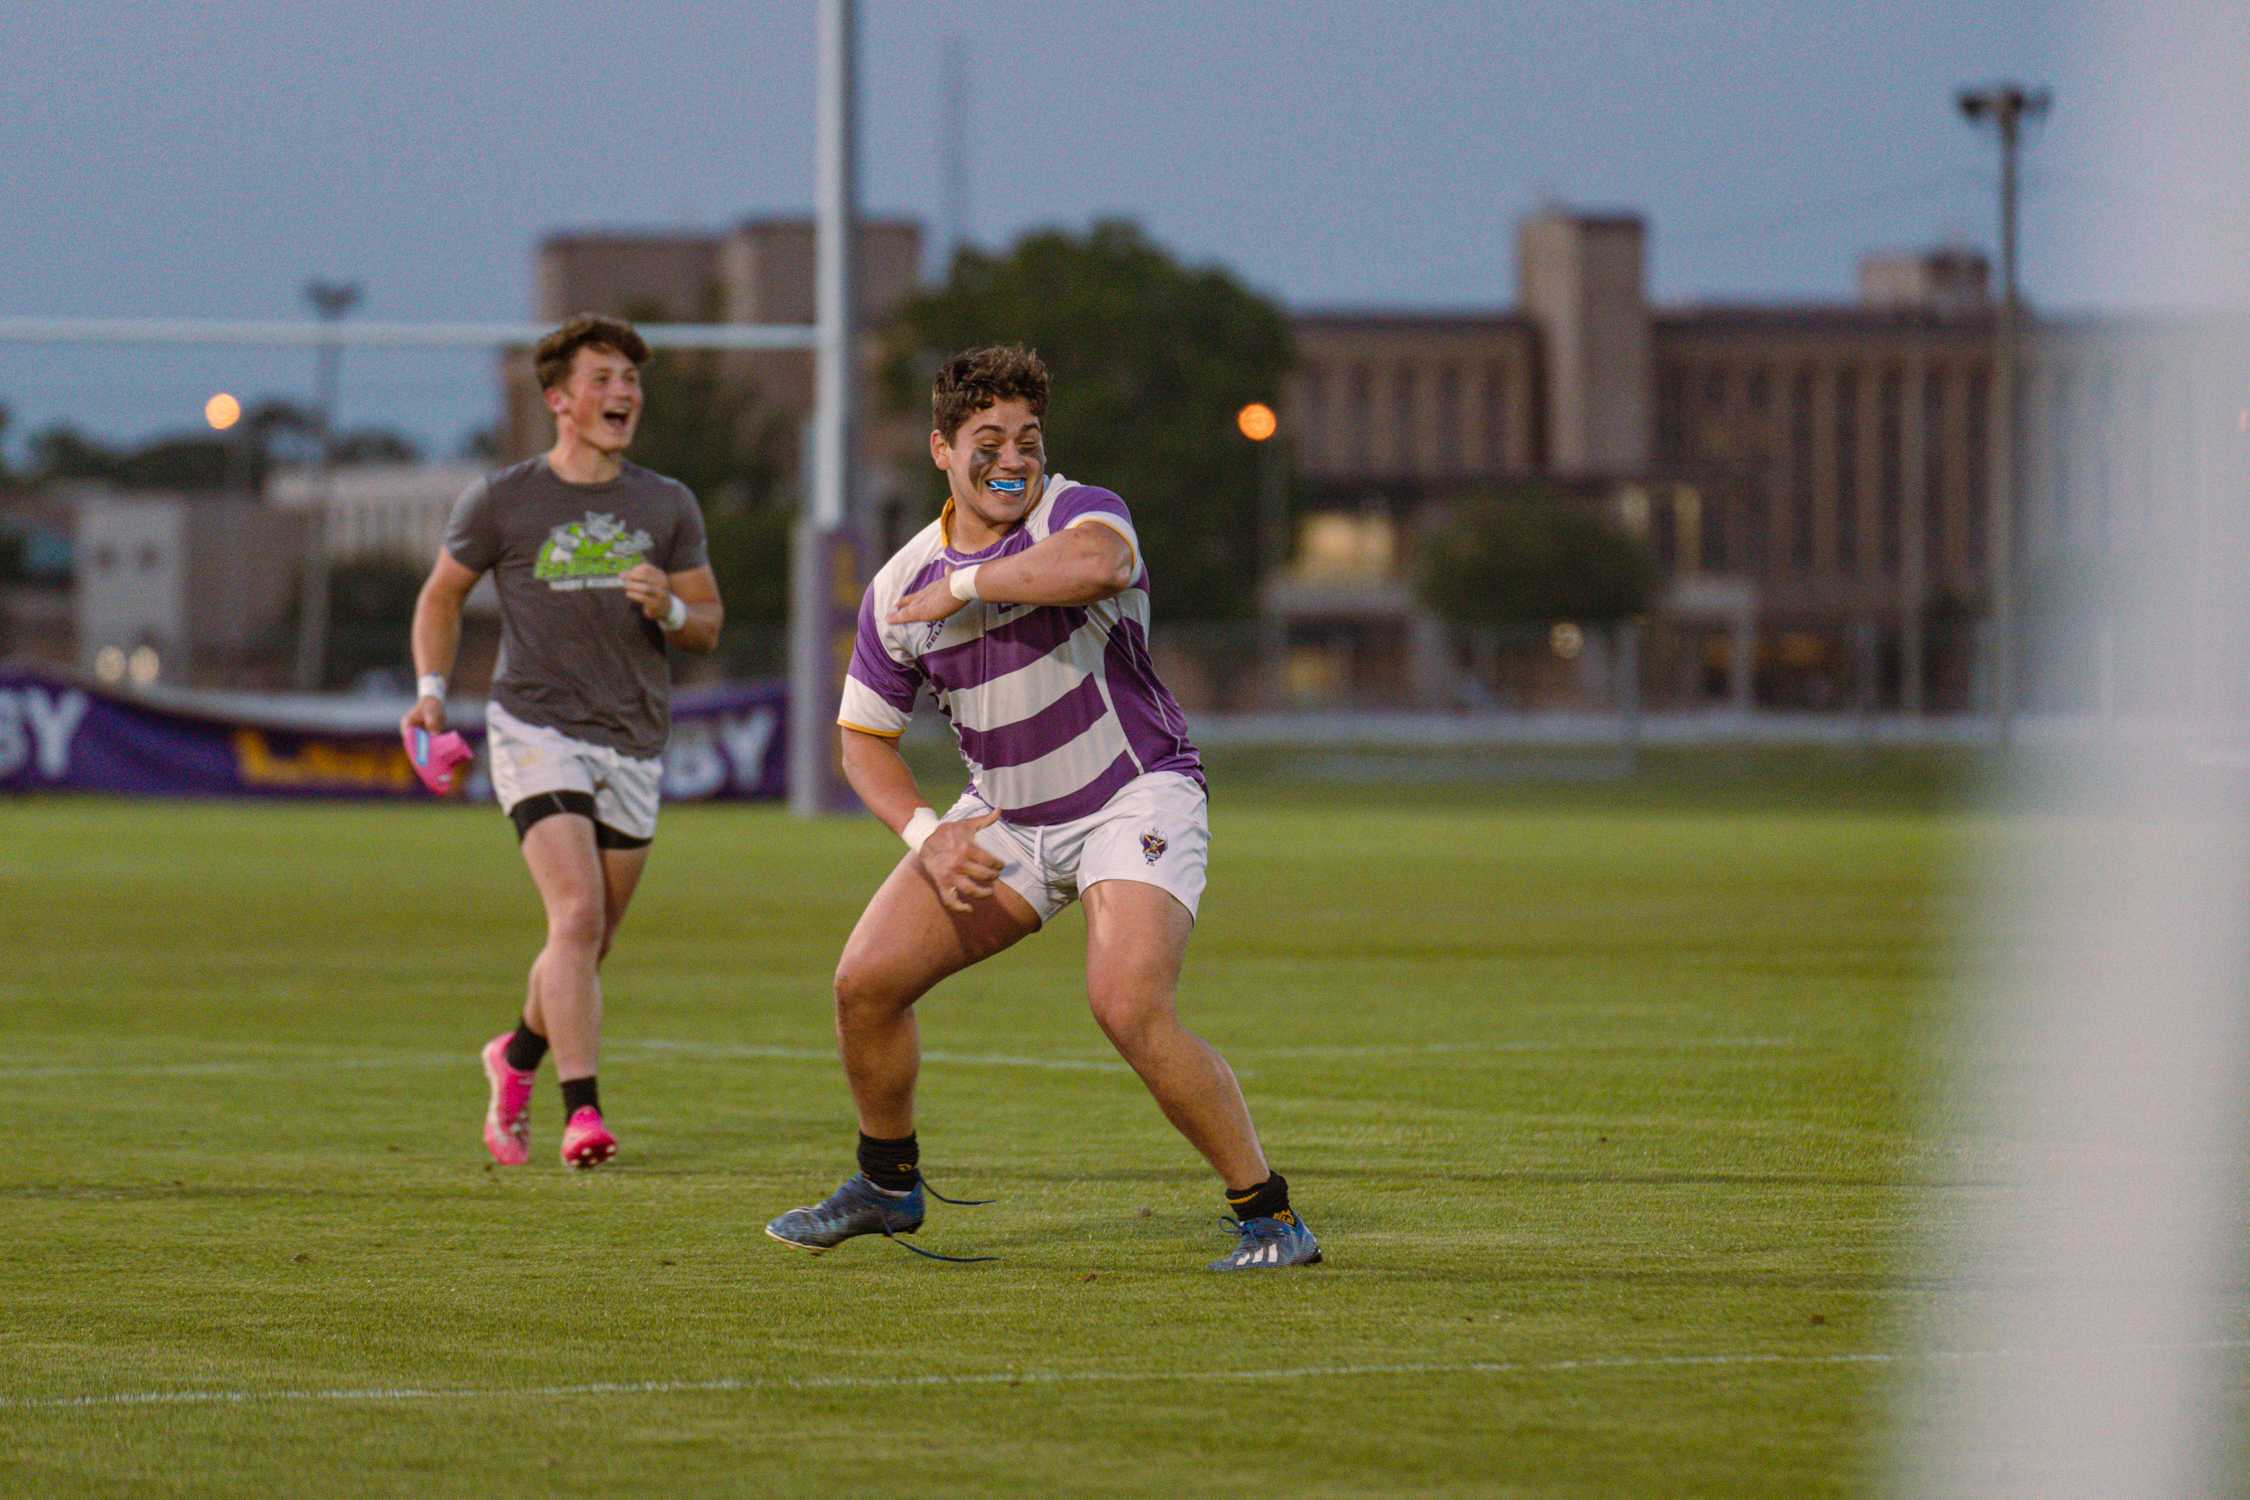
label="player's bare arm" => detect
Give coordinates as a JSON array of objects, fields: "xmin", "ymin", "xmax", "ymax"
[
  {"xmin": 840, "ymin": 728, "xmax": 1003, "ymax": 914},
  {"xmin": 402, "ymin": 548, "xmax": 483, "ymax": 734},
  {"xmin": 885, "ymin": 522, "xmax": 1133, "ymax": 626},
  {"xmin": 622, "ymin": 561, "xmax": 725, "ymax": 654}
]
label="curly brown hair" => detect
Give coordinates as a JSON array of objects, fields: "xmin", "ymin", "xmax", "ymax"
[
  {"xmin": 931, "ymin": 345, "xmax": 1050, "ymax": 440},
  {"xmin": 535, "ymin": 314, "xmax": 650, "ymax": 391}
]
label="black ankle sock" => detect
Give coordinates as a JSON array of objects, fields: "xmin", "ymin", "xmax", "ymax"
[
  {"xmin": 561, "ymin": 1076, "xmax": 600, "ymax": 1121},
  {"xmin": 502, "ymin": 1022, "xmax": 548, "ymax": 1073},
  {"xmin": 1225, "ymin": 1172, "xmax": 1290, "ymax": 1222},
  {"xmin": 857, "ymin": 1132, "xmax": 919, "ymax": 1193}
]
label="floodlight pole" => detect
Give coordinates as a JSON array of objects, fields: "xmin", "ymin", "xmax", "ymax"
[
  {"xmin": 1959, "ymin": 83, "xmax": 2049, "ymax": 746},
  {"xmin": 295, "ymin": 279, "xmax": 361, "ymax": 691},
  {"xmin": 790, "ymin": 0, "xmax": 862, "ymax": 816}
]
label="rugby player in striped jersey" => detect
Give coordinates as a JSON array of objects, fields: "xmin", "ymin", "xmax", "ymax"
[{"xmin": 765, "ymin": 346, "xmax": 1317, "ymax": 1270}]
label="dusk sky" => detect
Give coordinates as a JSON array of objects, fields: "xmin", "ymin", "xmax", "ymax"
[{"xmin": 0, "ymin": 2, "xmax": 2158, "ymax": 459}]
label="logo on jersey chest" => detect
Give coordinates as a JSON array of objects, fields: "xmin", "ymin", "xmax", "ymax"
[{"xmin": 534, "ymin": 512, "xmax": 653, "ymax": 590}]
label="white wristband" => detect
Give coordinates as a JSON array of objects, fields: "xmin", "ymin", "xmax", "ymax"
[
  {"xmin": 416, "ymin": 674, "xmax": 447, "ymax": 703},
  {"xmin": 948, "ymin": 565, "xmax": 982, "ymax": 603},
  {"xmin": 901, "ymin": 807, "xmax": 941, "ymax": 853},
  {"xmin": 660, "ymin": 594, "xmax": 689, "ymax": 632}
]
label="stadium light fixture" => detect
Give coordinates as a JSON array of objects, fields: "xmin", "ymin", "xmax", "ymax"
[
  {"xmin": 1236, "ymin": 402, "xmax": 1278, "ymax": 442},
  {"xmin": 203, "ymin": 392, "xmax": 241, "ymax": 431},
  {"xmin": 1956, "ymin": 81, "xmax": 2050, "ymax": 746}
]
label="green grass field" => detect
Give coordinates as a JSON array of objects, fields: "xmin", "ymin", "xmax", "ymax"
[{"xmin": 4, "ymin": 751, "xmax": 1990, "ymax": 1496}]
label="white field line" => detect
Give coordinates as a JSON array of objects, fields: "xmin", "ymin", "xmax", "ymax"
[
  {"xmin": 0, "ymin": 1036, "xmax": 1788, "ymax": 1082},
  {"xmin": 8, "ymin": 1340, "xmax": 2245, "ymax": 1415},
  {"xmin": 1250, "ymin": 1038, "xmax": 1786, "ymax": 1058},
  {"xmin": 628, "ymin": 1040, "xmax": 1125, "ymax": 1073},
  {"xmin": 0, "ymin": 1055, "xmax": 465, "ymax": 1081}
]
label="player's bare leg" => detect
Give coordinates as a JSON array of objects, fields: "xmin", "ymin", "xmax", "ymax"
[
  {"xmin": 1082, "ymin": 878, "xmax": 1318, "ymax": 1269},
  {"xmin": 517, "ymin": 813, "xmax": 619, "ymax": 1166},
  {"xmin": 520, "ymin": 815, "xmax": 608, "ymax": 1073},
  {"xmin": 833, "ymin": 853, "xmax": 1040, "ymax": 1136},
  {"xmin": 1080, "ymin": 878, "xmax": 1267, "ymax": 1187},
  {"xmin": 767, "ymin": 857, "xmax": 1037, "ymax": 1253}
]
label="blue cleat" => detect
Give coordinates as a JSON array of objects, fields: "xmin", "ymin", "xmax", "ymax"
[
  {"xmin": 766, "ymin": 1174, "xmax": 925, "ymax": 1253},
  {"xmin": 1208, "ymin": 1210, "xmax": 1323, "ymax": 1271}
]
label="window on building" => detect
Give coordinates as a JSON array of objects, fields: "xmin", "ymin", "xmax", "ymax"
[
  {"xmin": 1296, "ymin": 369, "xmax": 1326, "ymax": 472},
  {"xmin": 1436, "ymin": 365, "xmax": 1462, "ymax": 475},
  {"xmin": 1966, "ymin": 367, "xmax": 1991, "ymax": 571},
  {"xmin": 1747, "ymin": 366, "xmax": 1772, "ymax": 416},
  {"xmin": 1393, "ymin": 366, "xmax": 1419, "ymax": 475},
  {"xmin": 1744, "ymin": 480, "xmax": 1769, "ymax": 573},
  {"xmin": 1657, "ymin": 363, "xmax": 1686, "ymax": 465},
  {"xmin": 1700, "ymin": 366, "xmax": 1729, "ymax": 424},
  {"xmin": 1790, "ymin": 367, "xmax": 1817, "ymax": 570},
  {"xmin": 1879, "ymin": 367, "xmax": 1903, "ymax": 576},
  {"xmin": 1348, "ymin": 364, "xmax": 1372, "ymax": 473},
  {"xmin": 1924, "ymin": 368, "xmax": 1949, "ymax": 581},
  {"xmin": 1836, "ymin": 368, "xmax": 1860, "ymax": 575},
  {"xmin": 1483, "ymin": 361, "xmax": 1509, "ymax": 470},
  {"xmin": 1701, "ymin": 486, "xmax": 1727, "ymax": 572}
]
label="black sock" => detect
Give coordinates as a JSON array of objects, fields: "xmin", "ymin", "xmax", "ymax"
[
  {"xmin": 561, "ymin": 1076, "xmax": 600, "ymax": 1121},
  {"xmin": 857, "ymin": 1132, "xmax": 919, "ymax": 1193},
  {"xmin": 1225, "ymin": 1172, "xmax": 1291, "ymax": 1222},
  {"xmin": 502, "ymin": 1022, "xmax": 548, "ymax": 1073}
]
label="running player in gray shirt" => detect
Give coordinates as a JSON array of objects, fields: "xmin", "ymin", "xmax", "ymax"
[{"xmin": 402, "ymin": 315, "xmax": 724, "ymax": 1170}]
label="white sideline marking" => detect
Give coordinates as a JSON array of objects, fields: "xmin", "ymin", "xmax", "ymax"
[
  {"xmin": 1251, "ymin": 1038, "xmax": 1786, "ymax": 1059},
  {"xmin": 8, "ymin": 1340, "xmax": 2244, "ymax": 1414},
  {"xmin": 0, "ymin": 1036, "xmax": 1783, "ymax": 1083},
  {"xmin": 0, "ymin": 1055, "xmax": 463, "ymax": 1081},
  {"xmin": 628, "ymin": 1040, "xmax": 1127, "ymax": 1073},
  {"xmin": 0, "ymin": 1045, "xmax": 1123, "ymax": 1081}
]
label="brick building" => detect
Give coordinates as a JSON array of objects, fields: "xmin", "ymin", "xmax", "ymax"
[{"xmin": 519, "ymin": 209, "xmax": 2241, "ymax": 711}]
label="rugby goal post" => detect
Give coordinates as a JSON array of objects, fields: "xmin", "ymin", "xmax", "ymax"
[{"xmin": 0, "ymin": 0, "xmax": 870, "ymax": 819}]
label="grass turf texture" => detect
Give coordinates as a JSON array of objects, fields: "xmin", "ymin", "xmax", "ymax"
[{"xmin": 4, "ymin": 750, "xmax": 1981, "ymax": 1496}]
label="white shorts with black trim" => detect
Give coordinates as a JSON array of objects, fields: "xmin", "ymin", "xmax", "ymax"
[
  {"xmin": 485, "ymin": 702, "xmax": 663, "ymax": 844},
  {"xmin": 943, "ymin": 769, "xmax": 1210, "ymax": 924}
]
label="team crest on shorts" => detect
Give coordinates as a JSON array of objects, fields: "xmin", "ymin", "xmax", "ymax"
[{"xmin": 1140, "ymin": 830, "xmax": 1168, "ymax": 864}]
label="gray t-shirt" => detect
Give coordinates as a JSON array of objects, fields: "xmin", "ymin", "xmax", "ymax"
[{"xmin": 445, "ymin": 456, "xmax": 709, "ymax": 759}]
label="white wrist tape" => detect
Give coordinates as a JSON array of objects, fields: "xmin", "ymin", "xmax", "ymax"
[
  {"xmin": 416, "ymin": 673, "xmax": 447, "ymax": 702},
  {"xmin": 948, "ymin": 565, "xmax": 983, "ymax": 603},
  {"xmin": 901, "ymin": 807, "xmax": 941, "ymax": 853},
  {"xmin": 661, "ymin": 594, "xmax": 689, "ymax": 632}
]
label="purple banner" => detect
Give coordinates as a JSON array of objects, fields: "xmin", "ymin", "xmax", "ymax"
[{"xmin": 0, "ymin": 663, "xmax": 789, "ymax": 802}]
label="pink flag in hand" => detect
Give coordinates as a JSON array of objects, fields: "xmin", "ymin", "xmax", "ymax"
[{"xmin": 402, "ymin": 724, "xmax": 473, "ymax": 795}]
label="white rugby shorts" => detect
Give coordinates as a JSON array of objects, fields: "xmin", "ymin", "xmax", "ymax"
[
  {"xmin": 942, "ymin": 770, "xmax": 1210, "ymax": 923},
  {"xmin": 485, "ymin": 702, "xmax": 663, "ymax": 843}
]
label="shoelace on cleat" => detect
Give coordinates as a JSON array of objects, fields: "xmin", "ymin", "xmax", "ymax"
[
  {"xmin": 1217, "ymin": 1214, "xmax": 1295, "ymax": 1245},
  {"xmin": 915, "ymin": 1171, "xmax": 994, "ymax": 1208},
  {"xmin": 880, "ymin": 1171, "xmax": 998, "ymax": 1264}
]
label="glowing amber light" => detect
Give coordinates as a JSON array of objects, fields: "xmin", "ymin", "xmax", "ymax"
[
  {"xmin": 204, "ymin": 392, "xmax": 242, "ymax": 431},
  {"xmin": 1236, "ymin": 402, "xmax": 1278, "ymax": 442}
]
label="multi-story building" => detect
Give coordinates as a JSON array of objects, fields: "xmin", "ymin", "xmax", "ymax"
[
  {"xmin": 74, "ymin": 492, "xmax": 307, "ymax": 687},
  {"xmin": 515, "ymin": 209, "xmax": 2240, "ymax": 712},
  {"xmin": 1283, "ymin": 209, "xmax": 2237, "ymax": 710},
  {"xmin": 505, "ymin": 218, "xmax": 924, "ymax": 522}
]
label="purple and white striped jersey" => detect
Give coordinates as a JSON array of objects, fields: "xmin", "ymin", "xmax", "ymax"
[{"xmin": 838, "ymin": 475, "xmax": 1204, "ymax": 826}]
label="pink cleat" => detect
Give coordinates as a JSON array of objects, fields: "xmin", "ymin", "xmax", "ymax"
[
  {"xmin": 560, "ymin": 1106, "xmax": 617, "ymax": 1170},
  {"xmin": 480, "ymin": 1033, "xmax": 535, "ymax": 1166}
]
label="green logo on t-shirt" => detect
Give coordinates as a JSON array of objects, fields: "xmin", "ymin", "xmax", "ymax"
[{"xmin": 535, "ymin": 512, "xmax": 655, "ymax": 587}]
